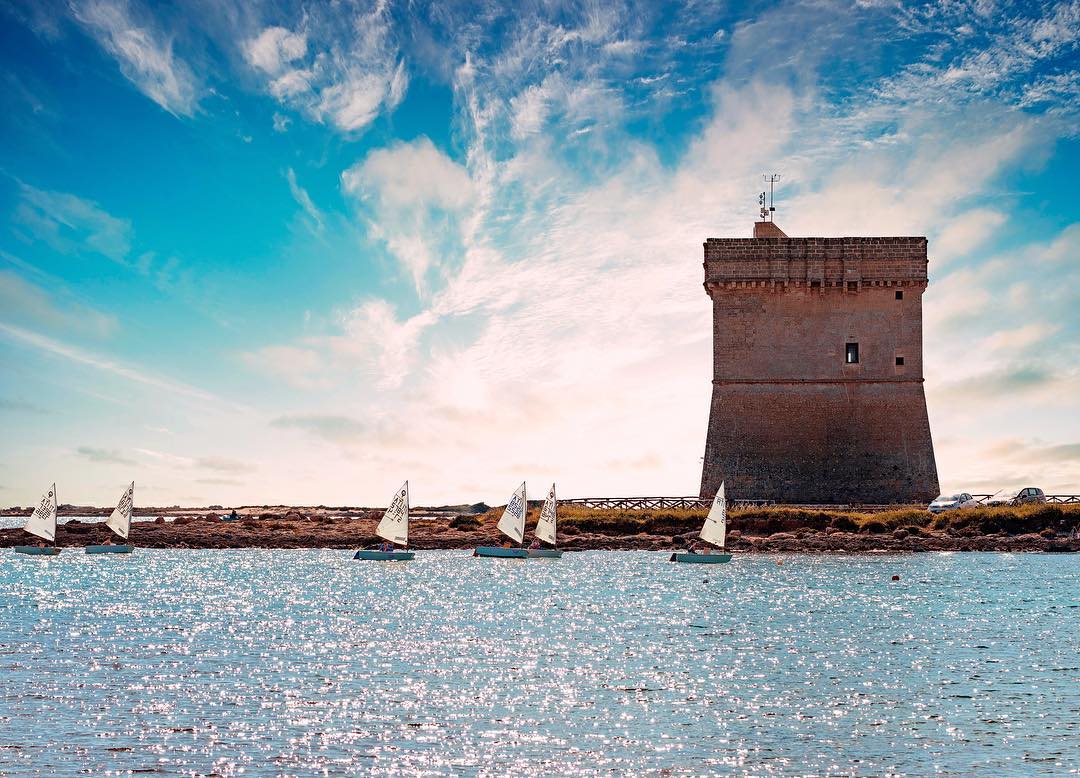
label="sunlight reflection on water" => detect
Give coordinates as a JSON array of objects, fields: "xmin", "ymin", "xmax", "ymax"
[{"xmin": 0, "ymin": 550, "xmax": 1077, "ymax": 775}]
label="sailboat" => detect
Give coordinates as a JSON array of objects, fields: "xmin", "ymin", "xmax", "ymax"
[
  {"xmin": 474, "ymin": 482, "xmax": 529, "ymax": 558},
  {"xmin": 527, "ymin": 483, "xmax": 563, "ymax": 558},
  {"xmin": 87, "ymin": 481, "xmax": 135, "ymax": 554},
  {"xmin": 670, "ymin": 482, "xmax": 732, "ymax": 564},
  {"xmin": 14, "ymin": 483, "xmax": 61, "ymax": 555},
  {"xmin": 353, "ymin": 481, "xmax": 415, "ymax": 561}
]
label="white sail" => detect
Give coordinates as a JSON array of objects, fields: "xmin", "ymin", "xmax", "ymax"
[
  {"xmin": 497, "ymin": 482, "xmax": 527, "ymax": 544},
  {"xmin": 535, "ymin": 483, "xmax": 557, "ymax": 546},
  {"xmin": 24, "ymin": 483, "xmax": 58, "ymax": 543},
  {"xmin": 699, "ymin": 481, "xmax": 726, "ymax": 547},
  {"xmin": 376, "ymin": 481, "xmax": 409, "ymax": 546},
  {"xmin": 106, "ymin": 481, "xmax": 134, "ymax": 539}
]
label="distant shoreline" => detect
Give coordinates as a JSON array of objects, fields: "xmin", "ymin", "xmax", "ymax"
[{"xmin": 1, "ymin": 504, "xmax": 1077, "ymax": 552}]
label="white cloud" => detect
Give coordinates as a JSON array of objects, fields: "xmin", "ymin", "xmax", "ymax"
[
  {"xmin": 343, "ymin": 137, "xmax": 473, "ymax": 209},
  {"xmin": 243, "ymin": 26, "xmax": 306, "ymax": 75},
  {"xmin": 240, "ymin": 6, "xmax": 407, "ymax": 134},
  {"xmin": 341, "ymin": 137, "xmax": 473, "ymax": 291},
  {"xmin": 317, "ymin": 71, "xmax": 392, "ymax": 132},
  {"xmin": 241, "ymin": 300, "xmax": 435, "ymax": 392},
  {"xmin": 70, "ymin": 0, "xmax": 199, "ymax": 116},
  {"xmin": 240, "ymin": 345, "xmax": 328, "ymax": 390},
  {"xmin": 933, "ymin": 208, "xmax": 1008, "ymax": 266},
  {"xmin": 982, "ymin": 322, "xmax": 1060, "ymax": 352}
]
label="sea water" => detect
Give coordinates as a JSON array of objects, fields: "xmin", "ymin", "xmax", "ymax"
[{"xmin": 0, "ymin": 551, "xmax": 1076, "ymax": 776}]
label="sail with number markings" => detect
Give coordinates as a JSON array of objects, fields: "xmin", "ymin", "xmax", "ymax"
[
  {"xmin": 497, "ymin": 482, "xmax": 527, "ymax": 544},
  {"xmin": 24, "ymin": 483, "xmax": 58, "ymax": 543},
  {"xmin": 699, "ymin": 481, "xmax": 726, "ymax": 547},
  {"xmin": 535, "ymin": 483, "xmax": 557, "ymax": 546},
  {"xmin": 376, "ymin": 481, "xmax": 410, "ymax": 546},
  {"xmin": 106, "ymin": 481, "xmax": 134, "ymax": 539}
]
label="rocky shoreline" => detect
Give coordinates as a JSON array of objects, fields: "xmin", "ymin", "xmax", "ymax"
[{"xmin": 1, "ymin": 504, "xmax": 1077, "ymax": 552}]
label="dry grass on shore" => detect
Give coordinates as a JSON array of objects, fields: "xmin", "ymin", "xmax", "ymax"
[{"xmin": 473, "ymin": 502, "xmax": 1080, "ymax": 538}]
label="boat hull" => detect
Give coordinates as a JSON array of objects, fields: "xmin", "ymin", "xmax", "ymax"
[
  {"xmin": 670, "ymin": 552, "xmax": 732, "ymax": 564},
  {"xmin": 526, "ymin": 548, "xmax": 563, "ymax": 558},
  {"xmin": 13, "ymin": 546, "xmax": 61, "ymax": 556},
  {"xmin": 86, "ymin": 545, "xmax": 134, "ymax": 554},
  {"xmin": 474, "ymin": 546, "xmax": 529, "ymax": 558},
  {"xmin": 353, "ymin": 550, "xmax": 415, "ymax": 561}
]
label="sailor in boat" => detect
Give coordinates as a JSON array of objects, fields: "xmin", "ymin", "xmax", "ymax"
[
  {"xmin": 671, "ymin": 482, "xmax": 730, "ymax": 564},
  {"xmin": 354, "ymin": 482, "xmax": 414, "ymax": 561}
]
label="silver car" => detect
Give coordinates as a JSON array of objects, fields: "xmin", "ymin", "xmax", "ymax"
[
  {"xmin": 928, "ymin": 493, "xmax": 978, "ymax": 513},
  {"xmin": 987, "ymin": 487, "xmax": 1046, "ymax": 506}
]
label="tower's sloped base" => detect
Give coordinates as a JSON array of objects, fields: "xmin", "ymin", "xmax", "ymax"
[{"xmin": 701, "ymin": 381, "xmax": 939, "ymax": 504}]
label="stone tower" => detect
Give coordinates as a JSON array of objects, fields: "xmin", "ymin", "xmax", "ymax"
[{"xmin": 700, "ymin": 222, "xmax": 939, "ymax": 504}]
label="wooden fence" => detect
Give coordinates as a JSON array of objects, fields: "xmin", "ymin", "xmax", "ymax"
[
  {"xmin": 971, "ymin": 494, "xmax": 1079, "ymax": 505},
  {"xmin": 559, "ymin": 494, "xmax": 1080, "ymax": 511},
  {"xmin": 557, "ymin": 496, "xmax": 773, "ymax": 510}
]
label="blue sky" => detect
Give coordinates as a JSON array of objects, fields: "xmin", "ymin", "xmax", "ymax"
[{"xmin": 0, "ymin": 0, "xmax": 1077, "ymax": 507}]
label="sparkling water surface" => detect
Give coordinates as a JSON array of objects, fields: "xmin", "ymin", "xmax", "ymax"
[{"xmin": 0, "ymin": 551, "xmax": 1076, "ymax": 776}]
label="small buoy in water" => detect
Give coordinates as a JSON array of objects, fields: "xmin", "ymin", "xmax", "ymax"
[
  {"xmin": 891, "ymin": 574, "xmax": 900, "ymax": 581},
  {"xmin": 703, "ymin": 578, "xmax": 708, "ymax": 583},
  {"xmin": 777, "ymin": 560, "xmax": 783, "ymax": 566}
]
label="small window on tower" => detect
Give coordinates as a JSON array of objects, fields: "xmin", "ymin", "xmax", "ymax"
[
  {"xmin": 847, "ymin": 281, "xmax": 858, "ymax": 292},
  {"xmin": 846, "ymin": 343, "xmax": 859, "ymax": 364},
  {"xmin": 895, "ymin": 290, "xmax": 904, "ymax": 300},
  {"xmin": 896, "ymin": 356, "xmax": 905, "ymax": 366}
]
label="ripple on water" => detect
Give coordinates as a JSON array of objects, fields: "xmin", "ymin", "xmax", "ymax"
[{"xmin": 0, "ymin": 550, "xmax": 1077, "ymax": 775}]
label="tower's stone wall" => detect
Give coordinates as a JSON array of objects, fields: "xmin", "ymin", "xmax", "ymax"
[{"xmin": 700, "ymin": 234, "xmax": 939, "ymax": 504}]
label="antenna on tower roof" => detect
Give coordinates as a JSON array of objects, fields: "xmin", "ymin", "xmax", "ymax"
[{"xmin": 761, "ymin": 173, "xmax": 781, "ymax": 222}]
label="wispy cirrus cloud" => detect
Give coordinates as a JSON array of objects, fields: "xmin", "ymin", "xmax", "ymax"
[
  {"xmin": 885, "ymin": 0, "xmax": 1080, "ymax": 125},
  {"xmin": 135, "ymin": 447, "xmax": 256, "ymax": 473},
  {"xmin": 70, "ymin": 0, "xmax": 200, "ymax": 116},
  {"xmin": 10, "ymin": 182, "xmax": 196, "ymax": 296},
  {"xmin": 285, "ymin": 168, "xmax": 324, "ymax": 234},
  {"xmin": 76, "ymin": 445, "xmax": 135, "ymax": 465},
  {"xmin": 196, "ymin": 477, "xmax": 245, "ymax": 486},
  {"xmin": 269, "ymin": 413, "xmax": 368, "ymax": 443},
  {"xmin": 13, "ymin": 183, "xmax": 132, "ymax": 262},
  {"xmin": 0, "ymin": 322, "xmax": 247, "ymax": 413},
  {"xmin": 0, "ymin": 397, "xmax": 50, "ymax": 415},
  {"xmin": 0, "ymin": 270, "xmax": 117, "ymax": 338}
]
